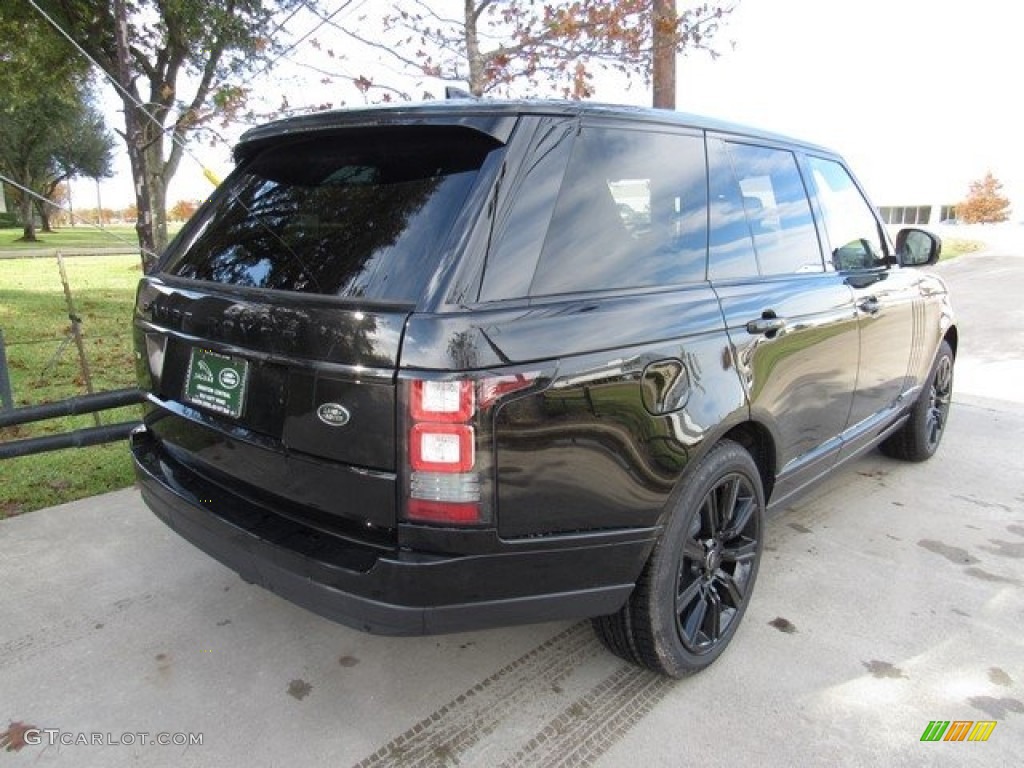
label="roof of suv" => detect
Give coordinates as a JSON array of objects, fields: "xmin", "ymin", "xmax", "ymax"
[{"xmin": 235, "ymin": 99, "xmax": 834, "ymax": 160}]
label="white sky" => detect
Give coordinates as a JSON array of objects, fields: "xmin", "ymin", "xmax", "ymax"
[{"xmin": 71, "ymin": 0, "xmax": 1024, "ymax": 218}]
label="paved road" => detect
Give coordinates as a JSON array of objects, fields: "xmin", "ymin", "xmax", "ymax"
[
  {"xmin": 933, "ymin": 226, "xmax": 1024, "ymax": 402},
  {"xmin": 1, "ymin": 235, "xmax": 1022, "ymax": 767}
]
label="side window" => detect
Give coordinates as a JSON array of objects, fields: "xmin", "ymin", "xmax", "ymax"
[
  {"xmin": 806, "ymin": 156, "xmax": 887, "ymax": 271},
  {"xmin": 708, "ymin": 139, "xmax": 759, "ymax": 280},
  {"xmin": 480, "ymin": 118, "xmax": 575, "ymax": 301},
  {"xmin": 726, "ymin": 143, "xmax": 823, "ymax": 275},
  {"xmin": 528, "ymin": 127, "xmax": 708, "ymax": 296}
]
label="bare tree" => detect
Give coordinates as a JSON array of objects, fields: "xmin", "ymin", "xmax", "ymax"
[{"xmin": 319, "ymin": 1, "xmax": 734, "ymax": 102}]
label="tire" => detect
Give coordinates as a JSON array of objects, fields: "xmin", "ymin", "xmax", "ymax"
[
  {"xmin": 593, "ymin": 440, "xmax": 765, "ymax": 677},
  {"xmin": 591, "ymin": 609, "xmax": 640, "ymax": 665},
  {"xmin": 879, "ymin": 340, "xmax": 954, "ymax": 462}
]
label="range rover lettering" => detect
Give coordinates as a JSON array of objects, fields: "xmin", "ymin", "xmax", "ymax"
[{"xmin": 131, "ymin": 101, "xmax": 955, "ymax": 677}]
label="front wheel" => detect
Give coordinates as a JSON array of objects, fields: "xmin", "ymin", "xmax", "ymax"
[
  {"xmin": 593, "ymin": 440, "xmax": 765, "ymax": 677},
  {"xmin": 880, "ymin": 340, "xmax": 954, "ymax": 462}
]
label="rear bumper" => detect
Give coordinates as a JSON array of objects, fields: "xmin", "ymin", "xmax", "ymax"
[{"xmin": 131, "ymin": 428, "xmax": 654, "ymax": 635}]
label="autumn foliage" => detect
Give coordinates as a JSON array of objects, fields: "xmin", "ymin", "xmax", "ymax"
[
  {"xmin": 169, "ymin": 199, "xmax": 200, "ymax": 222},
  {"xmin": 337, "ymin": 1, "xmax": 734, "ymax": 101},
  {"xmin": 958, "ymin": 172, "xmax": 1011, "ymax": 224}
]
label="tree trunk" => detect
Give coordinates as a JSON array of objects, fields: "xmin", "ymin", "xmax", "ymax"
[
  {"xmin": 114, "ymin": 0, "xmax": 157, "ymax": 271},
  {"xmin": 18, "ymin": 189, "xmax": 37, "ymax": 241},
  {"xmin": 464, "ymin": 1, "xmax": 485, "ymax": 96},
  {"xmin": 35, "ymin": 199, "xmax": 53, "ymax": 232},
  {"xmin": 142, "ymin": 131, "xmax": 170, "ymax": 255},
  {"xmin": 147, "ymin": 152, "xmax": 169, "ymax": 256},
  {"xmin": 652, "ymin": 0, "xmax": 677, "ymax": 109},
  {"xmin": 120, "ymin": 100, "xmax": 158, "ymax": 271}
]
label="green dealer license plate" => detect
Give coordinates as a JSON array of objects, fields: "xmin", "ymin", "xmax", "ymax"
[{"xmin": 183, "ymin": 348, "xmax": 249, "ymax": 418}]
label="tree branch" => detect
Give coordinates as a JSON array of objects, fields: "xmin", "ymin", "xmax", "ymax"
[
  {"xmin": 472, "ymin": 0, "xmax": 496, "ymax": 24},
  {"xmin": 409, "ymin": 0, "xmax": 463, "ymax": 28},
  {"xmin": 163, "ymin": 1, "xmax": 234, "ymax": 181},
  {"xmin": 340, "ymin": 26, "xmax": 438, "ymax": 75}
]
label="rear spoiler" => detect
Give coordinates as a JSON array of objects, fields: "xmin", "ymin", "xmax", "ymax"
[
  {"xmin": 235, "ymin": 107, "xmax": 516, "ymax": 163},
  {"xmin": 445, "ymin": 86, "xmax": 475, "ymax": 99}
]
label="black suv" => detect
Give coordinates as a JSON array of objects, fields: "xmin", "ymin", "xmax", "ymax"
[{"xmin": 131, "ymin": 101, "xmax": 956, "ymax": 677}]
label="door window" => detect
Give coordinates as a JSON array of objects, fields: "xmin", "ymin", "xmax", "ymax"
[
  {"xmin": 806, "ymin": 156, "xmax": 887, "ymax": 271},
  {"xmin": 708, "ymin": 139, "xmax": 759, "ymax": 280},
  {"xmin": 725, "ymin": 142, "xmax": 824, "ymax": 275}
]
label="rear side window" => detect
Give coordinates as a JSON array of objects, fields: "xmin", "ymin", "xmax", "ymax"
[
  {"xmin": 725, "ymin": 142, "xmax": 823, "ymax": 275},
  {"xmin": 479, "ymin": 117, "xmax": 576, "ymax": 302},
  {"xmin": 163, "ymin": 127, "xmax": 500, "ymax": 302},
  {"xmin": 526, "ymin": 127, "xmax": 708, "ymax": 297}
]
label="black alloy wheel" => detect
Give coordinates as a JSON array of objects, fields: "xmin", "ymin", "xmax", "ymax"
[
  {"xmin": 593, "ymin": 439, "xmax": 765, "ymax": 677},
  {"xmin": 675, "ymin": 471, "xmax": 760, "ymax": 655},
  {"xmin": 880, "ymin": 340, "xmax": 955, "ymax": 462}
]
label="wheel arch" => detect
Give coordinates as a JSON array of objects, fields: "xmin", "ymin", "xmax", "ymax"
[
  {"xmin": 719, "ymin": 421, "xmax": 777, "ymax": 504},
  {"xmin": 943, "ymin": 325, "xmax": 959, "ymax": 358},
  {"xmin": 659, "ymin": 416, "xmax": 778, "ymax": 525}
]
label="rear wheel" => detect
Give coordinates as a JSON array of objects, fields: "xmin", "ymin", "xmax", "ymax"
[
  {"xmin": 593, "ymin": 440, "xmax": 765, "ymax": 677},
  {"xmin": 880, "ymin": 340, "xmax": 954, "ymax": 462}
]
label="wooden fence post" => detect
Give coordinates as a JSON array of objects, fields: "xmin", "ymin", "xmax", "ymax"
[{"xmin": 56, "ymin": 251, "xmax": 100, "ymax": 427}]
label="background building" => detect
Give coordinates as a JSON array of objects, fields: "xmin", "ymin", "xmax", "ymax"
[{"xmin": 878, "ymin": 203, "xmax": 959, "ymax": 226}]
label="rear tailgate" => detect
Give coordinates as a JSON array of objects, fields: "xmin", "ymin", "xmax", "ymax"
[
  {"xmin": 134, "ymin": 121, "xmax": 506, "ymax": 543},
  {"xmin": 135, "ymin": 278, "xmax": 408, "ymax": 535}
]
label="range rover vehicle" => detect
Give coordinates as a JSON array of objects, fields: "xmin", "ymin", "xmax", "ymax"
[{"xmin": 131, "ymin": 101, "xmax": 956, "ymax": 677}]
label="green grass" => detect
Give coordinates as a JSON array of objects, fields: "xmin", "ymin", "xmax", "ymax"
[
  {"xmin": 0, "ymin": 225, "xmax": 144, "ymax": 251},
  {"xmin": 0, "ymin": 223, "xmax": 182, "ymax": 252},
  {"xmin": 0, "ymin": 254, "xmax": 143, "ymax": 517},
  {"xmin": 940, "ymin": 238, "xmax": 984, "ymax": 260}
]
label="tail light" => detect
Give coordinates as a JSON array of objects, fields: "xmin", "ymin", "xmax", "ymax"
[
  {"xmin": 410, "ymin": 381, "xmax": 474, "ymax": 422},
  {"xmin": 401, "ymin": 374, "xmax": 539, "ymax": 527},
  {"xmin": 404, "ymin": 379, "xmax": 483, "ymax": 525}
]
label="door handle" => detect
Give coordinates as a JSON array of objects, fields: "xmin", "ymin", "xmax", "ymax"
[
  {"xmin": 745, "ymin": 315, "xmax": 787, "ymax": 336},
  {"xmin": 858, "ymin": 296, "xmax": 880, "ymax": 315}
]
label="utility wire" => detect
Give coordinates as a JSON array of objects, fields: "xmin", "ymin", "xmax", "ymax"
[
  {"xmin": 238, "ymin": 0, "xmax": 359, "ymax": 90},
  {"xmin": 231, "ymin": 0, "xmax": 386, "ymax": 121},
  {"xmin": 18, "ymin": 0, "xmax": 366, "ymax": 277},
  {"xmin": 26, "ymin": 0, "xmax": 230, "ymax": 176},
  {"xmin": 21, "ymin": 0, "xmax": 312, "ymax": 270},
  {"xmin": 28, "ymin": 0, "xmax": 370, "ymax": 149}
]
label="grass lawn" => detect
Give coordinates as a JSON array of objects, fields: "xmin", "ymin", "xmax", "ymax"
[
  {"xmin": 0, "ymin": 224, "xmax": 145, "ymax": 252},
  {"xmin": 0, "ymin": 253, "xmax": 144, "ymax": 517},
  {"xmin": 940, "ymin": 238, "xmax": 984, "ymax": 260}
]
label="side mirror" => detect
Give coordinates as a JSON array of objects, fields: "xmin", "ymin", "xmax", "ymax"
[{"xmin": 896, "ymin": 228, "xmax": 942, "ymax": 267}]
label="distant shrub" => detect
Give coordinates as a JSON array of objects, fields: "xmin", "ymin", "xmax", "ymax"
[{"xmin": 0, "ymin": 212, "xmax": 19, "ymax": 229}]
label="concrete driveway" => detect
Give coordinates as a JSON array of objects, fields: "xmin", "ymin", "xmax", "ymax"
[{"xmin": 2, "ymin": 234, "xmax": 1022, "ymax": 767}]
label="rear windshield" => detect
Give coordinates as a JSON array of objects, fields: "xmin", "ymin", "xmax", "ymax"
[{"xmin": 162, "ymin": 127, "xmax": 500, "ymax": 302}]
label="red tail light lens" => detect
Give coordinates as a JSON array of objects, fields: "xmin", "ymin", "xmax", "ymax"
[
  {"xmin": 411, "ymin": 380, "xmax": 474, "ymax": 422},
  {"xmin": 406, "ymin": 499, "xmax": 481, "ymax": 525},
  {"xmin": 409, "ymin": 423, "xmax": 475, "ymax": 473}
]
